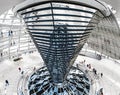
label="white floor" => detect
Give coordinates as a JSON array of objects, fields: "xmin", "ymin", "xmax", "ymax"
[
  {"xmin": 76, "ymin": 55, "xmax": 120, "ymax": 95},
  {"xmin": 0, "ymin": 51, "xmax": 120, "ymax": 95}
]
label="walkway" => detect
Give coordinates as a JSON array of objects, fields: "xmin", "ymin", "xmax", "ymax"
[{"xmin": 0, "ymin": 51, "xmax": 120, "ymax": 95}]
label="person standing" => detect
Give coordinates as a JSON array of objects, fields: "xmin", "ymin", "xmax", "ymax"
[
  {"xmin": 101, "ymin": 73, "xmax": 103, "ymax": 78},
  {"xmin": 18, "ymin": 67, "xmax": 21, "ymax": 72},
  {"xmin": 21, "ymin": 71, "xmax": 24, "ymax": 75},
  {"xmin": 100, "ymin": 88, "xmax": 103, "ymax": 95},
  {"xmin": 5, "ymin": 80, "xmax": 9, "ymax": 86}
]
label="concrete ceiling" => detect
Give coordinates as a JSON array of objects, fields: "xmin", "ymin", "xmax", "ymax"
[{"xmin": 0, "ymin": 0, "xmax": 120, "ymax": 18}]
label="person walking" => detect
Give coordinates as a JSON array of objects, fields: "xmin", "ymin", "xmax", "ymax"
[{"xmin": 5, "ymin": 80, "xmax": 9, "ymax": 86}]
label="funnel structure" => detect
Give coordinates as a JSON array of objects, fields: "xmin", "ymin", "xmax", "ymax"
[
  {"xmin": 14, "ymin": 0, "xmax": 111, "ymax": 83},
  {"xmin": 13, "ymin": 0, "xmax": 114, "ymax": 94}
]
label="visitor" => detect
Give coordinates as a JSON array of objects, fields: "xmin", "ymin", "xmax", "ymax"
[
  {"xmin": 83, "ymin": 59, "xmax": 86, "ymax": 63},
  {"xmin": 18, "ymin": 67, "xmax": 21, "ymax": 72},
  {"xmin": 93, "ymin": 68, "xmax": 97, "ymax": 75},
  {"xmin": 94, "ymin": 69, "xmax": 97, "ymax": 75},
  {"xmin": 76, "ymin": 64, "xmax": 79, "ymax": 68},
  {"xmin": 100, "ymin": 88, "xmax": 103, "ymax": 95},
  {"xmin": 82, "ymin": 60, "xmax": 86, "ymax": 66},
  {"xmin": 87, "ymin": 64, "xmax": 91, "ymax": 69},
  {"xmin": 8, "ymin": 31, "xmax": 11, "ymax": 36},
  {"xmin": 5, "ymin": 80, "xmax": 9, "ymax": 86},
  {"xmin": 11, "ymin": 30, "xmax": 13, "ymax": 36},
  {"xmin": 101, "ymin": 73, "xmax": 103, "ymax": 78},
  {"xmin": 1, "ymin": 53, "xmax": 2, "ymax": 57},
  {"xmin": 87, "ymin": 64, "xmax": 89, "ymax": 67},
  {"xmin": 21, "ymin": 71, "xmax": 24, "ymax": 75}
]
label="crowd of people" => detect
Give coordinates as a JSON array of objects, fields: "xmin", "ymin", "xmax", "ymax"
[{"xmin": 76, "ymin": 59, "xmax": 104, "ymax": 95}]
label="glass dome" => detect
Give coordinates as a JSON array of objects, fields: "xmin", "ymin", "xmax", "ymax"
[{"xmin": 0, "ymin": 9, "xmax": 36, "ymax": 61}]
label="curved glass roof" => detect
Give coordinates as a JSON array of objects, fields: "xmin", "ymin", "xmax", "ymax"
[
  {"xmin": 0, "ymin": 9, "xmax": 36, "ymax": 61},
  {"xmin": 0, "ymin": 1, "xmax": 120, "ymax": 95},
  {"xmin": 0, "ymin": 9, "xmax": 23, "ymax": 25}
]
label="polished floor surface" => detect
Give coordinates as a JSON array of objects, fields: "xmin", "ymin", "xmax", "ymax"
[{"xmin": 0, "ymin": 51, "xmax": 120, "ymax": 95}]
